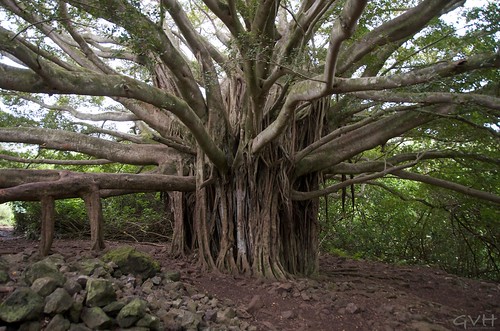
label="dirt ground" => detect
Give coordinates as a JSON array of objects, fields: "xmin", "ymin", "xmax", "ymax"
[{"xmin": 1, "ymin": 226, "xmax": 499, "ymax": 331}]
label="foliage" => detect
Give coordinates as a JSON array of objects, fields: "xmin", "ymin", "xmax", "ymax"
[
  {"xmin": 12, "ymin": 193, "xmax": 171, "ymax": 241},
  {"xmin": 0, "ymin": 203, "xmax": 14, "ymax": 226},
  {"xmin": 319, "ymin": 180, "xmax": 500, "ymax": 281}
]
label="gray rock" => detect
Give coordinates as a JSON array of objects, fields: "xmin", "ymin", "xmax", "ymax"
[
  {"xmin": 0, "ymin": 287, "xmax": 43, "ymax": 323},
  {"xmin": 217, "ymin": 307, "xmax": 236, "ymax": 323},
  {"xmin": 0, "ymin": 287, "xmax": 44, "ymax": 323},
  {"xmin": 46, "ymin": 314, "xmax": 71, "ymax": 331},
  {"xmin": 64, "ymin": 277, "xmax": 83, "ymax": 296},
  {"xmin": 80, "ymin": 306, "xmax": 112, "ymax": 329},
  {"xmin": 103, "ymin": 300, "xmax": 126, "ymax": 316},
  {"xmin": 68, "ymin": 323, "xmax": 92, "ymax": 331},
  {"xmin": 282, "ymin": 310, "xmax": 296, "ymax": 319},
  {"xmin": 102, "ymin": 246, "xmax": 160, "ymax": 279},
  {"xmin": 85, "ymin": 278, "xmax": 117, "ymax": 307},
  {"xmin": 18, "ymin": 320, "xmax": 41, "ymax": 331},
  {"xmin": 136, "ymin": 313, "xmax": 161, "ymax": 330},
  {"xmin": 77, "ymin": 258, "xmax": 110, "ymax": 276},
  {"xmin": 345, "ymin": 302, "xmax": 361, "ymax": 314},
  {"xmin": 69, "ymin": 299, "xmax": 83, "ymax": 323},
  {"xmin": 246, "ymin": 295, "xmax": 263, "ymax": 314},
  {"xmin": 44, "ymin": 288, "xmax": 74, "ymax": 314},
  {"xmin": 116, "ymin": 298, "xmax": 148, "ymax": 328},
  {"xmin": 24, "ymin": 258, "xmax": 66, "ymax": 286},
  {"xmin": 31, "ymin": 276, "xmax": 60, "ymax": 297},
  {"xmin": 164, "ymin": 270, "xmax": 181, "ymax": 282}
]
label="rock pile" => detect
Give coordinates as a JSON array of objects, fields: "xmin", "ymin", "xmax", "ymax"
[{"xmin": 0, "ymin": 246, "xmax": 257, "ymax": 331}]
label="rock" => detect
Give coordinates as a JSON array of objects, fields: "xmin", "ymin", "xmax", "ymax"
[
  {"xmin": 204, "ymin": 309, "xmax": 217, "ymax": 322},
  {"xmin": 345, "ymin": 302, "xmax": 361, "ymax": 314},
  {"xmin": 0, "ymin": 260, "xmax": 9, "ymax": 284},
  {"xmin": 24, "ymin": 258, "xmax": 66, "ymax": 286},
  {"xmin": 63, "ymin": 277, "xmax": 83, "ymax": 296},
  {"xmin": 68, "ymin": 323, "xmax": 92, "ymax": 331},
  {"xmin": 31, "ymin": 276, "xmax": 60, "ymax": 297},
  {"xmin": 80, "ymin": 306, "xmax": 112, "ymax": 329},
  {"xmin": 44, "ymin": 288, "xmax": 74, "ymax": 314},
  {"xmin": 0, "ymin": 287, "xmax": 44, "ymax": 323},
  {"xmin": 85, "ymin": 278, "xmax": 117, "ymax": 307},
  {"xmin": 282, "ymin": 310, "xmax": 296, "ymax": 319},
  {"xmin": 177, "ymin": 309, "xmax": 202, "ymax": 330},
  {"xmin": 46, "ymin": 314, "xmax": 71, "ymax": 331},
  {"xmin": 246, "ymin": 295, "xmax": 264, "ymax": 314},
  {"xmin": 116, "ymin": 298, "xmax": 148, "ymax": 328},
  {"xmin": 164, "ymin": 270, "xmax": 181, "ymax": 282},
  {"xmin": 69, "ymin": 299, "xmax": 83, "ymax": 323},
  {"xmin": 76, "ymin": 258, "xmax": 110, "ymax": 276},
  {"xmin": 18, "ymin": 320, "xmax": 41, "ymax": 331},
  {"xmin": 103, "ymin": 300, "xmax": 126, "ymax": 316},
  {"xmin": 136, "ymin": 313, "xmax": 161, "ymax": 330},
  {"xmin": 102, "ymin": 246, "xmax": 160, "ymax": 279},
  {"xmin": 217, "ymin": 307, "xmax": 236, "ymax": 323}
]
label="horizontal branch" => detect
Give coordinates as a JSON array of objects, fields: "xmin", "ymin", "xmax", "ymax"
[
  {"xmin": 0, "ymin": 169, "xmax": 196, "ymax": 202},
  {"xmin": 0, "ymin": 153, "xmax": 113, "ymax": 166},
  {"xmin": 351, "ymin": 91, "xmax": 500, "ymax": 110}
]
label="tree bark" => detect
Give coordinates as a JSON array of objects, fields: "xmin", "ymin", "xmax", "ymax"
[
  {"xmin": 39, "ymin": 196, "xmax": 55, "ymax": 256},
  {"xmin": 83, "ymin": 188, "xmax": 105, "ymax": 251}
]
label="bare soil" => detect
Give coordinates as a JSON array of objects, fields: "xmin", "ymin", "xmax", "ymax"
[{"xmin": 1, "ymin": 227, "xmax": 499, "ymax": 331}]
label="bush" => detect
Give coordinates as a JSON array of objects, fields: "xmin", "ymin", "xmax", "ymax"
[{"xmin": 12, "ymin": 193, "xmax": 173, "ymax": 242}]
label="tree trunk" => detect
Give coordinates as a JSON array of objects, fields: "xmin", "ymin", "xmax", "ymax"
[
  {"xmin": 188, "ymin": 149, "xmax": 319, "ymax": 279},
  {"xmin": 83, "ymin": 189, "xmax": 105, "ymax": 251},
  {"xmin": 40, "ymin": 196, "xmax": 55, "ymax": 256}
]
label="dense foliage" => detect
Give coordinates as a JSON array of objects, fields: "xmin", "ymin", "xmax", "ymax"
[{"xmin": 13, "ymin": 193, "xmax": 172, "ymax": 242}]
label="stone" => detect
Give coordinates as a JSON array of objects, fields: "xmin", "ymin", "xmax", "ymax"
[
  {"xmin": 0, "ymin": 287, "xmax": 44, "ymax": 323},
  {"xmin": 18, "ymin": 321, "xmax": 41, "ymax": 331},
  {"xmin": 69, "ymin": 299, "xmax": 83, "ymax": 323},
  {"xmin": 64, "ymin": 277, "xmax": 83, "ymax": 296},
  {"xmin": 164, "ymin": 270, "xmax": 181, "ymax": 282},
  {"xmin": 31, "ymin": 276, "xmax": 60, "ymax": 297},
  {"xmin": 68, "ymin": 323, "xmax": 92, "ymax": 331},
  {"xmin": 85, "ymin": 278, "xmax": 116, "ymax": 307},
  {"xmin": 282, "ymin": 310, "xmax": 296, "ymax": 319},
  {"xmin": 116, "ymin": 298, "xmax": 148, "ymax": 328},
  {"xmin": 102, "ymin": 300, "xmax": 126, "ymax": 316},
  {"xmin": 46, "ymin": 314, "xmax": 71, "ymax": 331},
  {"xmin": 102, "ymin": 246, "xmax": 160, "ymax": 279},
  {"xmin": 345, "ymin": 302, "xmax": 361, "ymax": 314},
  {"xmin": 136, "ymin": 313, "xmax": 161, "ymax": 331},
  {"xmin": 44, "ymin": 288, "xmax": 74, "ymax": 314},
  {"xmin": 23, "ymin": 259, "xmax": 66, "ymax": 286},
  {"xmin": 204, "ymin": 309, "xmax": 217, "ymax": 322},
  {"xmin": 80, "ymin": 306, "xmax": 112, "ymax": 329},
  {"xmin": 217, "ymin": 307, "xmax": 236, "ymax": 323},
  {"xmin": 246, "ymin": 295, "xmax": 264, "ymax": 314},
  {"xmin": 77, "ymin": 258, "xmax": 110, "ymax": 276}
]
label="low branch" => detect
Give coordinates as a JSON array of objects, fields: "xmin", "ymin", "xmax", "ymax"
[
  {"xmin": 0, "ymin": 169, "xmax": 196, "ymax": 203},
  {"xmin": 392, "ymin": 170, "xmax": 500, "ymax": 204}
]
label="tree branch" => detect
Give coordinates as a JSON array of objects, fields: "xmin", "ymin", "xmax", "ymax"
[
  {"xmin": 392, "ymin": 170, "xmax": 500, "ymax": 204},
  {"xmin": 324, "ymin": 0, "xmax": 367, "ymax": 86},
  {"xmin": 0, "ymin": 169, "xmax": 196, "ymax": 202}
]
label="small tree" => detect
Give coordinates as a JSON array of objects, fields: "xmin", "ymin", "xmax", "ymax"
[{"xmin": 0, "ymin": 0, "xmax": 498, "ymax": 278}]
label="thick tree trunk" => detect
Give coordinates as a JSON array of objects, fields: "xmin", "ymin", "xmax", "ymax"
[{"xmin": 184, "ymin": 148, "xmax": 319, "ymax": 279}]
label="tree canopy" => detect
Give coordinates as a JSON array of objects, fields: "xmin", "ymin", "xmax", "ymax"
[{"xmin": 0, "ymin": 0, "xmax": 499, "ymax": 278}]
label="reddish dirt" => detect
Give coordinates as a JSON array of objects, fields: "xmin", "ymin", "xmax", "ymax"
[{"xmin": 1, "ymin": 228, "xmax": 499, "ymax": 331}]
